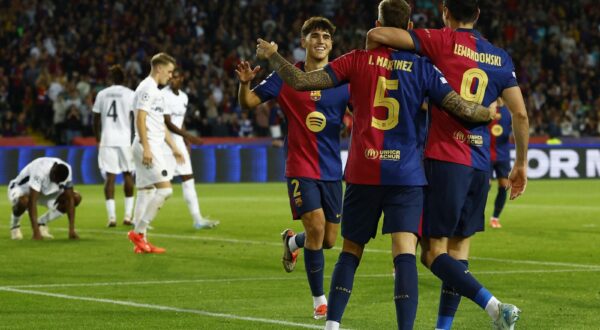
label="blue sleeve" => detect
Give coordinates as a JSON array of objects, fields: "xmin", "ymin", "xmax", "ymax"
[
  {"xmin": 420, "ymin": 59, "xmax": 453, "ymax": 105},
  {"xmin": 252, "ymin": 71, "xmax": 283, "ymax": 102},
  {"xmin": 503, "ymin": 56, "xmax": 518, "ymax": 89}
]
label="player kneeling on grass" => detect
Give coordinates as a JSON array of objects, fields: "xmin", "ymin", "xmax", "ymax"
[{"xmin": 8, "ymin": 157, "xmax": 81, "ymax": 240}]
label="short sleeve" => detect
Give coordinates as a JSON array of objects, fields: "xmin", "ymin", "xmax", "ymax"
[
  {"xmin": 503, "ymin": 56, "xmax": 518, "ymax": 89},
  {"xmin": 324, "ymin": 50, "xmax": 359, "ymax": 86},
  {"xmin": 252, "ymin": 72, "xmax": 283, "ymax": 102},
  {"xmin": 92, "ymin": 92, "xmax": 102, "ymax": 114},
  {"xmin": 134, "ymin": 88, "xmax": 152, "ymax": 112},
  {"xmin": 421, "ymin": 59, "xmax": 453, "ymax": 106},
  {"xmin": 409, "ymin": 28, "xmax": 445, "ymax": 61}
]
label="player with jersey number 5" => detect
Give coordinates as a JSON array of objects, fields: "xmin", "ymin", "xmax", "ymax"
[
  {"xmin": 8, "ymin": 157, "xmax": 81, "ymax": 240},
  {"xmin": 93, "ymin": 65, "xmax": 136, "ymax": 228},
  {"xmin": 127, "ymin": 53, "xmax": 184, "ymax": 254},
  {"xmin": 162, "ymin": 68, "xmax": 219, "ymax": 230}
]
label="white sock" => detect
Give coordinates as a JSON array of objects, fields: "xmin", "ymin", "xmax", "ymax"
[
  {"xmin": 133, "ymin": 188, "xmax": 155, "ymax": 225},
  {"xmin": 38, "ymin": 209, "xmax": 63, "ymax": 225},
  {"xmin": 313, "ymin": 295, "xmax": 327, "ymax": 308},
  {"xmin": 325, "ymin": 321, "xmax": 340, "ymax": 330},
  {"xmin": 106, "ymin": 199, "xmax": 116, "ymax": 220},
  {"xmin": 135, "ymin": 188, "xmax": 172, "ymax": 234},
  {"xmin": 288, "ymin": 235, "xmax": 300, "ymax": 252},
  {"xmin": 124, "ymin": 196, "xmax": 134, "ymax": 220},
  {"xmin": 11, "ymin": 213, "xmax": 22, "ymax": 228},
  {"xmin": 485, "ymin": 296, "xmax": 501, "ymax": 319},
  {"xmin": 182, "ymin": 179, "xmax": 203, "ymax": 224}
]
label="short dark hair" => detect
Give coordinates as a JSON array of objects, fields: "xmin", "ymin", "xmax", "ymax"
[
  {"xmin": 52, "ymin": 163, "xmax": 69, "ymax": 182},
  {"xmin": 108, "ymin": 65, "xmax": 125, "ymax": 85},
  {"xmin": 301, "ymin": 17, "xmax": 336, "ymax": 38},
  {"xmin": 378, "ymin": 0, "xmax": 411, "ymax": 29},
  {"xmin": 150, "ymin": 52, "xmax": 176, "ymax": 68},
  {"xmin": 443, "ymin": 0, "xmax": 479, "ymax": 23}
]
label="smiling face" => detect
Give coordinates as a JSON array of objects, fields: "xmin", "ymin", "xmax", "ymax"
[{"xmin": 301, "ymin": 29, "xmax": 333, "ymax": 62}]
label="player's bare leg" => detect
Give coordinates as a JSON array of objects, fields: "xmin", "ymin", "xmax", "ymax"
[
  {"xmin": 10, "ymin": 195, "xmax": 29, "ymax": 240},
  {"xmin": 123, "ymin": 172, "xmax": 135, "ymax": 225},
  {"xmin": 104, "ymin": 172, "xmax": 117, "ymax": 227}
]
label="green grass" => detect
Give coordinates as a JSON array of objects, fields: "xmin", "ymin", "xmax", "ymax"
[{"xmin": 0, "ymin": 180, "xmax": 599, "ymax": 329}]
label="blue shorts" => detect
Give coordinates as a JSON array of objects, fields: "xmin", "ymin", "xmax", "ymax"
[
  {"xmin": 491, "ymin": 160, "xmax": 511, "ymax": 179},
  {"xmin": 341, "ymin": 184, "xmax": 423, "ymax": 245},
  {"xmin": 422, "ymin": 159, "xmax": 490, "ymax": 238},
  {"xmin": 286, "ymin": 177, "xmax": 342, "ymax": 223}
]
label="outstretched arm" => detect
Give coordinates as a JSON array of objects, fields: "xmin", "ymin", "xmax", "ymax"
[
  {"xmin": 502, "ymin": 86, "xmax": 530, "ymax": 200},
  {"xmin": 440, "ymin": 90, "xmax": 497, "ymax": 122},
  {"xmin": 366, "ymin": 27, "xmax": 415, "ymax": 51},
  {"xmin": 256, "ymin": 39, "xmax": 335, "ymax": 91}
]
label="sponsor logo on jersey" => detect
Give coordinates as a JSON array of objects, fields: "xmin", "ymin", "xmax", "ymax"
[
  {"xmin": 491, "ymin": 124, "xmax": 504, "ymax": 137},
  {"xmin": 364, "ymin": 148, "xmax": 400, "ymax": 161},
  {"xmin": 305, "ymin": 111, "xmax": 326, "ymax": 133},
  {"xmin": 453, "ymin": 131, "xmax": 483, "ymax": 146}
]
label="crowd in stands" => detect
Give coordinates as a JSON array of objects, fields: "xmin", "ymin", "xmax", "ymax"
[{"xmin": 0, "ymin": 0, "xmax": 598, "ymax": 144}]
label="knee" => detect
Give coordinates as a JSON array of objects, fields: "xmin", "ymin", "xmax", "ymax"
[
  {"xmin": 17, "ymin": 195, "xmax": 29, "ymax": 208},
  {"xmin": 322, "ymin": 237, "xmax": 336, "ymax": 249},
  {"xmin": 74, "ymin": 192, "xmax": 82, "ymax": 207},
  {"xmin": 157, "ymin": 187, "xmax": 173, "ymax": 200}
]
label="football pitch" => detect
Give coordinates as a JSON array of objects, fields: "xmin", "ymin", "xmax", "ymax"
[{"xmin": 1, "ymin": 180, "xmax": 598, "ymax": 329}]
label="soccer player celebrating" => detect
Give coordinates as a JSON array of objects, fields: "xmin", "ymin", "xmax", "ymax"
[
  {"xmin": 367, "ymin": 0, "xmax": 529, "ymax": 329},
  {"xmin": 127, "ymin": 53, "xmax": 184, "ymax": 254},
  {"xmin": 237, "ymin": 17, "xmax": 350, "ymax": 319},
  {"xmin": 92, "ymin": 65, "xmax": 136, "ymax": 228},
  {"xmin": 8, "ymin": 157, "xmax": 81, "ymax": 240},
  {"xmin": 489, "ymin": 98, "xmax": 512, "ymax": 229},
  {"xmin": 162, "ymin": 68, "xmax": 219, "ymax": 229},
  {"xmin": 256, "ymin": 1, "xmax": 497, "ymax": 328}
]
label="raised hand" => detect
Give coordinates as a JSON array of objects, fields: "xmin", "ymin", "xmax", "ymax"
[
  {"xmin": 235, "ymin": 61, "xmax": 261, "ymax": 84},
  {"xmin": 256, "ymin": 38, "xmax": 278, "ymax": 60}
]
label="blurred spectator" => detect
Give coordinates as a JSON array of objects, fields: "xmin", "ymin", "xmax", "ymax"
[{"xmin": 0, "ymin": 0, "xmax": 597, "ymax": 144}]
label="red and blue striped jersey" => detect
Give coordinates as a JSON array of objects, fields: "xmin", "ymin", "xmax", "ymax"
[
  {"xmin": 324, "ymin": 47, "xmax": 453, "ymax": 186},
  {"xmin": 409, "ymin": 27, "xmax": 518, "ymax": 170},
  {"xmin": 489, "ymin": 105, "xmax": 512, "ymax": 162},
  {"xmin": 253, "ymin": 62, "xmax": 350, "ymax": 181}
]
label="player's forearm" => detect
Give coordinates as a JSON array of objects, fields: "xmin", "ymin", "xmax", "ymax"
[
  {"xmin": 165, "ymin": 120, "xmax": 189, "ymax": 139},
  {"xmin": 164, "ymin": 127, "xmax": 179, "ymax": 153},
  {"xmin": 512, "ymin": 112, "xmax": 529, "ymax": 167},
  {"xmin": 136, "ymin": 111, "xmax": 150, "ymax": 148},
  {"xmin": 28, "ymin": 199, "xmax": 38, "ymax": 229},
  {"xmin": 65, "ymin": 191, "xmax": 75, "ymax": 232},
  {"xmin": 366, "ymin": 27, "xmax": 415, "ymax": 50},
  {"xmin": 268, "ymin": 52, "xmax": 334, "ymax": 90},
  {"xmin": 238, "ymin": 83, "xmax": 260, "ymax": 109},
  {"xmin": 440, "ymin": 91, "xmax": 493, "ymax": 122}
]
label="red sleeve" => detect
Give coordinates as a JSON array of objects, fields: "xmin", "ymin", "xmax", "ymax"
[
  {"xmin": 409, "ymin": 28, "xmax": 446, "ymax": 62},
  {"xmin": 324, "ymin": 50, "xmax": 359, "ymax": 86}
]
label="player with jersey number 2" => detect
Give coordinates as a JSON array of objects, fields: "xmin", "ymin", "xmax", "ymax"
[
  {"xmin": 367, "ymin": 0, "xmax": 529, "ymax": 329},
  {"xmin": 92, "ymin": 65, "xmax": 136, "ymax": 228},
  {"xmin": 256, "ymin": 0, "xmax": 499, "ymax": 328}
]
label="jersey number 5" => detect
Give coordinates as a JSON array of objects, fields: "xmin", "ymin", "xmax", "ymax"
[
  {"xmin": 460, "ymin": 68, "xmax": 489, "ymax": 104},
  {"xmin": 372, "ymin": 76, "xmax": 400, "ymax": 130}
]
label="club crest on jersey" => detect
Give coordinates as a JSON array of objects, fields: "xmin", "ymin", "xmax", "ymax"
[
  {"xmin": 294, "ymin": 197, "xmax": 303, "ymax": 207},
  {"xmin": 306, "ymin": 111, "xmax": 326, "ymax": 133},
  {"xmin": 310, "ymin": 90, "xmax": 321, "ymax": 101},
  {"xmin": 491, "ymin": 124, "xmax": 503, "ymax": 137}
]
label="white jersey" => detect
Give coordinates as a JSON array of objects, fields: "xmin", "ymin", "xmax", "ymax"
[
  {"xmin": 162, "ymin": 86, "xmax": 188, "ymax": 145},
  {"xmin": 92, "ymin": 85, "xmax": 135, "ymax": 147},
  {"xmin": 133, "ymin": 76, "xmax": 166, "ymax": 145},
  {"xmin": 9, "ymin": 157, "xmax": 73, "ymax": 196}
]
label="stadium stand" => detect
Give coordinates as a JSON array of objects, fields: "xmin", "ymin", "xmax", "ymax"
[{"xmin": 0, "ymin": 0, "xmax": 598, "ymax": 145}]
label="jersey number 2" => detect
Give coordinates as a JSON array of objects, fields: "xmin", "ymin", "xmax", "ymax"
[{"xmin": 372, "ymin": 76, "xmax": 400, "ymax": 130}]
